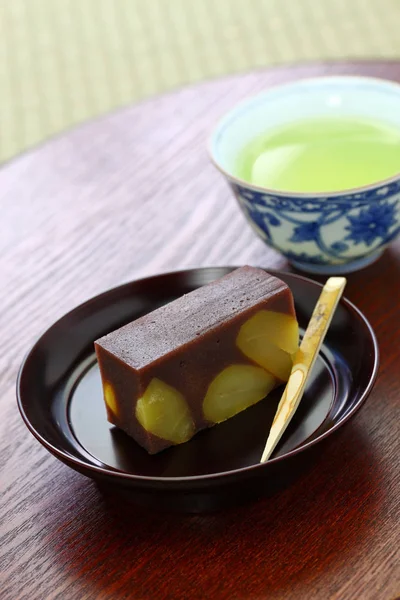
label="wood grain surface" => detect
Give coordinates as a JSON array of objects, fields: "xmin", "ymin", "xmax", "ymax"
[{"xmin": 1, "ymin": 61, "xmax": 399, "ymax": 600}]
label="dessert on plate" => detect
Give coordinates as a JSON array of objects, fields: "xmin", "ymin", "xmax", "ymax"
[{"xmin": 95, "ymin": 266, "xmax": 299, "ymax": 454}]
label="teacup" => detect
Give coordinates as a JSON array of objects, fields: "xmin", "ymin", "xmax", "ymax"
[{"xmin": 209, "ymin": 76, "xmax": 400, "ymax": 274}]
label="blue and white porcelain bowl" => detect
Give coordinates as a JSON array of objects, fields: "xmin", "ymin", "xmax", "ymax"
[{"xmin": 210, "ymin": 76, "xmax": 400, "ymax": 274}]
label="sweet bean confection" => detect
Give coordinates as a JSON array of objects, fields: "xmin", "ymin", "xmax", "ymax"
[{"xmin": 95, "ymin": 266, "xmax": 299, "ymax": 454}]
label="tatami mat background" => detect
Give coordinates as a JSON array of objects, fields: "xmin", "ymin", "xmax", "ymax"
[{"xmin": 1, "ymin": 0, "xmax": 400, "ymax": 162}]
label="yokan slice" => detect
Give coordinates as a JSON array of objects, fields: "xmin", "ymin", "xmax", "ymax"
[{"xmin": 95, "ymin": 266, "xmax": 299, "ymax": 454}]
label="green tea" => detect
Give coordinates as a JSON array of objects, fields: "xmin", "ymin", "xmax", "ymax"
[{"xmin": 235, "ymin": 117, "xmax": 400, "ymax": 193}]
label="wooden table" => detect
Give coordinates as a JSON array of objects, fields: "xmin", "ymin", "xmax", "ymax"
[{"xmin": 1, "ymin": 61, "xmax": 399, "ymax": 600}]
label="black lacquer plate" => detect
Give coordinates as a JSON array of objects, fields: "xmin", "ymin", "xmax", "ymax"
[{"xmin": 17, "ymin": 268, "xmax": 379, "ymax": 512}]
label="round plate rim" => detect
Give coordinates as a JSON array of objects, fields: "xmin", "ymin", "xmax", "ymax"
[{"xmin": 16, "ymin": 266, "xmax": 380, "ymax": 484}]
